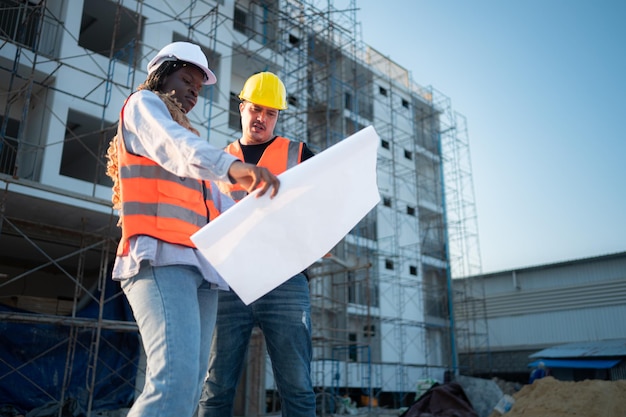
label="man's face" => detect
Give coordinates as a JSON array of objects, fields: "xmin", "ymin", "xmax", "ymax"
[
  {"xmin": 160, "ymin": 65, "xmax": 204, "ymax": 113},
  {"xmin": 239, "ymin": 101, "xmax": 279, "ymax": 145}
]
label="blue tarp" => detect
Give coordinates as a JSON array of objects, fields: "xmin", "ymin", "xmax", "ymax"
[
  {"xmin": 528, "ymin": 358, "xmax": 621, "ymax": 369},
  {"xmin": 0, "ymin": 275, "xmax": 140, "ymax": 416}
]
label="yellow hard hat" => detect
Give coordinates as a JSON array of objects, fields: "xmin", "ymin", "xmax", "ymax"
[{"xmin": 239, "ymin": 72, "xmax": 287, "ymax": 110}]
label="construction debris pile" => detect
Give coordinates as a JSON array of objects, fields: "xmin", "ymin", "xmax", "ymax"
[
  {"xmin": 489, "ymin": 376, "xmax": 626, "ymax": 417},
  {"xmin": 379, "ymin": 376, "xmax": 626, "ymax": 417}
]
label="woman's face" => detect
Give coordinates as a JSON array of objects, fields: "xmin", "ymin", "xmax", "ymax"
[{"xmin": 160, "ymin": 64, "xmax": 205, "ymax": 113}]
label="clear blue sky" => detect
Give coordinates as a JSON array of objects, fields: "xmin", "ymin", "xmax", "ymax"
[{"xmin": 357, "ymin": 0, "xmax": 626, "ymax": 274}]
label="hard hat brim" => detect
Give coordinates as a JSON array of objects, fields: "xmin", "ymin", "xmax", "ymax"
[
  {"xmin": 148, "ymin": 56, "xmax": 217, "ymax": 85},
  {"xmin": 195, "ymin": 64, "xmax": 217, "ymax": 86}
]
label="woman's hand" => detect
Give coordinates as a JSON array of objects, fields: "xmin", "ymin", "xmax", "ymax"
[{"xmin": 228, "ymin": 161, "xmax": 280, "ymax": 198}]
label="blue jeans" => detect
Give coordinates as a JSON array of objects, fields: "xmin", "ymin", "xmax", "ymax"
[
  {"xmin": 198, "ymin": 273, "xmax": 315, "ymax": 417},
  {"xmin": 121, "ymin": 263, "xmax": 218, "ymax": 417}
]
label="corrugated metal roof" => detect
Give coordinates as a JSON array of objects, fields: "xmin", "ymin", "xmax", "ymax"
[
  {"xmin": 468, "ymin": 250, "xmax": 626, "ymax": 278},
  {"xmin": 529, "ymin": 338, "xmax": 626, "ymax": 358},
  {"xmin": 528, "ymin": 359, "xmax": 622, "ymax": 369}
]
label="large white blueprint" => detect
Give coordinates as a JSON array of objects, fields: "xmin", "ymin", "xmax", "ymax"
[{"xmin": 191, "ymin": 125, "xmax": 380, "ymax": 304}]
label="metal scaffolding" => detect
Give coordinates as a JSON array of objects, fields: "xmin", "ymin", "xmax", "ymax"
[{"xmin": 0, "ymin": 0, "xmax": 487, "ymax": 415}]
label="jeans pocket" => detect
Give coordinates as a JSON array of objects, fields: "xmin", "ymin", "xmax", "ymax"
[{"xmin": 120, "ymin": 276, "xmax": 136, "ymax": 294}]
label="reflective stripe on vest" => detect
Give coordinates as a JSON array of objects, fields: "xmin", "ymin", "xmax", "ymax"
[
  {"xmin": 223, "ymin": 137, "xmax": 302, "ymax": 202},
  {"xmin": 115, "ymin": 98, "xmax": 220, "ymax": 255}
]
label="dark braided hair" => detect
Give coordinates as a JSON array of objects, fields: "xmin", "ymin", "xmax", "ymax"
[{"xmin": 141, "ymin": 60, "xmax": 206, "ymax": 92}]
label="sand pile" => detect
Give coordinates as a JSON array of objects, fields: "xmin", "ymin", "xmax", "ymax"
[{"xmin": 489, "ymin": 376, "xmax": 626, "ymax": 417}]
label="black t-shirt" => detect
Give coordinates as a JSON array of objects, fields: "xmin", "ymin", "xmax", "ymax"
[{"xmin": 238, "ymin": 136, "xmax": 315, "ymax": 165}]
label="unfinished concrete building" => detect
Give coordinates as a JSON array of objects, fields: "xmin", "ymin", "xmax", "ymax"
[{"xmin": 0, "ymin": 0, "xmax": 484, "ymax": 415}]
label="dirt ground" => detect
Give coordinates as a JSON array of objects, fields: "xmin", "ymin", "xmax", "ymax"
[{"xmin": 488, "ymin": 376, "xmax": 626, "ymax": 417}]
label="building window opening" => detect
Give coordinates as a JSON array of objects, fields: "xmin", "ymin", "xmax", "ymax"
[
  {"xmin": 348, "ymin": 333, "xmax": 357, "ymax": 362},
  {"xmin": 61, "ymin": 109, "xmax": 113, "ymax": 186},
  {"xmin": 385, "ymin": 259, "xmax": 394, "ymax": 270},
  {"xmin": 228, "ymin": 92, "xmax": 241, "ymax": 130},
  {"xmin": 233, "ymin": 7, "xmax": 246, "ymax": 34},
  {"xmin": 0, "ymin": 0, "xmax": 42, "ymax": 51},
  {"xmin": 289, "ymin": 33, "xmax": 300, "ymax": 46},
  {"xmin": 0, "ymin": 116, "xmax": 19, "ymax": 176},
  {"xmin": 78, "ymin": 0, "xmax": 144, "ymax": 66},
  {"xmin": 344, "ymin": 92, "xmax": 352, "ymax": 110}
]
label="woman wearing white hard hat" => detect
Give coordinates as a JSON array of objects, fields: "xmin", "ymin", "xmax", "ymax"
[{"xmin": 106, "ymin": 41, "xmax": 279, "ymax": 417}]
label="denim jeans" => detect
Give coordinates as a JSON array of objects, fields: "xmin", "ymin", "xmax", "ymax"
[
  {"xmin": 121, "ymin": 262, "xmax": 218, "ymax": 417},
  {"xmin": 198, "ymin": 273, "xmax": 315, "ymax": 417}
]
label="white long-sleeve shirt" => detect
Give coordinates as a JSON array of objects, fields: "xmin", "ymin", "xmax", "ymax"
[{"xmin": 111, "ymin": 90, "xmax": 237, "ymax": 289}]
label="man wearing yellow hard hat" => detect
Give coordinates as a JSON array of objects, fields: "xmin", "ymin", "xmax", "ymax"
[{"xmin": 198, "ymin": 72, "xmax": 316, "ymax": 417}]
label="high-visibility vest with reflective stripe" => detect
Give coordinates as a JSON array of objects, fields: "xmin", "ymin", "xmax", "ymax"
[
  {"xmin": 223, "ymin": 136, "xmax": 302, "ymax": 201},
  {"xmin": 115, "ymin": 104, "xmax": 220, "ymax": 255}
]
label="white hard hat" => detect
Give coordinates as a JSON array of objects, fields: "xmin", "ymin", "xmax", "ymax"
[{"xmin": 147, "ymin": 41, "xmax": 217, "ymax": 85}]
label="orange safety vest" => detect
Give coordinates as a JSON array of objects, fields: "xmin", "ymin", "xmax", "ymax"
[
  {"xmin": 115, "ymin": 101, "xmax": 220, "ymax": 255},
  {"xmin": 222, "ymin": 136, "xmax": 303, "ymax": 201}
]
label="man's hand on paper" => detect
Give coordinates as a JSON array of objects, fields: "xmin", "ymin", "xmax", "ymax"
[{"xmin": 228, "ymin": 161, "xmax": 280, "ymax": 198}]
